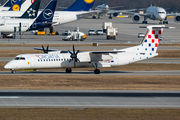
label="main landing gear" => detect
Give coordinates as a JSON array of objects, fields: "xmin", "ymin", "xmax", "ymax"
[
  {"xmin": 11, "ymin": 70, "xmax": 16, "ymax": 74},
  {"xmin": 66, "ymin": 68, "xmax": 72, "ymax": 73},
  {"xmin": 109, "ymin": 14, "xmax": 112, "ymax": 19},
  {"xmin": 159, "ymin": 20, "xmax": 168, "ymax": 24},
  {"xmin": 142, "ymin": 17, "xmax": 148, "ymax": 24},
  {"xmin": 93, "ymin": 63, "xmax": 100, "ymax": 74}
]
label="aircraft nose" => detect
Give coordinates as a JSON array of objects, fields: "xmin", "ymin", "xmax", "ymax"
[{"xmin": 4, "ymin": 63, "xmax": 12, "ymax": 69}]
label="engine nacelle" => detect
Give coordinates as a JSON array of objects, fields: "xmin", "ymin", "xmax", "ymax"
[
  {"xmin": 132, "ymin": 14, "xmax": 140, "ymax": 22},
  {"xmin": 113, "ymin": 13, "xmax": 119, "ymax": 17},
  {"xmin": 174, "ymin": 15, "xmax": 180, "ymax": 23}
]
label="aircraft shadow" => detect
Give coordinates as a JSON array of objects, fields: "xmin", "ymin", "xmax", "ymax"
[{"xmin": 0, "ymin": 91, "xmax": 179, "ymax": 98}]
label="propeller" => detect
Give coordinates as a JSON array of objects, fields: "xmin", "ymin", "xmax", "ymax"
[
  {"xmin": 68, "ymin": 45, "xmax": 80, "ymax": 68},
  {"xmin": 42, "ymin": 45, "xmax": 49, "ymax": 54}
]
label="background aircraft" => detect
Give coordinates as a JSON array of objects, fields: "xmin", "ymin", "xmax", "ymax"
[
  {"xmin": 4, "ymin": 25, "xmax": 173, "ymax": 74},
  {"xmin": 130, "ymin": 0, "xmax": 180, "ymax": 24},
  {"xmin": 91, "ymin": 0, "xmax": 135, "ymax": 19},
  {"xmin": 0, "ymin": 0, "xmax": 57, "ymax": 32},
  {"xmin": 0, "ymin": 0, "xmax": 22, "ymax": 11},
  {"xmin": 0, "ymin": 0, "xmax": 96, "ymax": 26}
]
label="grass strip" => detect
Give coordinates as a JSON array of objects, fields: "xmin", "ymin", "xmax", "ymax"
[
  {"xmin": 0, "ymin": 75, "xmax": 179, "ymax": 90},
  {"xmin": 0, "ymin": 108, "xmax": 180, "ymax": 120}
]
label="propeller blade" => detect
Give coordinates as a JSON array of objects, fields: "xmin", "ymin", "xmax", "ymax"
[
  {"xmin": 46, "ymin": 45, "xmax": 49, "ymax": 53},
  {"xmin": 42, "ymin": 45, "xmax": 45, "ymax": 53},
  {"xmin": 75, "ymin": 50, "xmax": 79, "ymax": 55},
  {"xmin": 68, "ymin": 50, "xmax": 73, "ymax": 55},
  {"xmin": 77, "ymin": 58, "xmax": 80, "ymax": 62},
  {"xmin": 73, "ymin": 45, "xmax": 75, "ymax": 54}
]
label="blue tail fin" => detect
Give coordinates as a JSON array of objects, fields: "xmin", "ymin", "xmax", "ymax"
[
  {"xmin": 63, "ymin": 0, "xmax": 95, "ymax": 11},
  {"xmin": 27, "ymin": 0, "xmax": 57, "ymax": 31},
  {"xmin": 35, "ymin": 0, "xmax": 57, "ymax": 22},
  {"xmin": 8, "ymin": 0, "xmax": 22, "ymax": 11},
  {"xmin": 19, "ymin": 0, "xmax": 41, "ymax": 19},
  {"xmin": 2, "ymin": 0, "xmax": 15, "ymax": 7}
]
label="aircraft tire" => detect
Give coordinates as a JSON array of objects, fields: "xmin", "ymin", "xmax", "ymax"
[
  {"xmin": 11, "ymin": 70, "xmax": 16, "ymax": 74},
  {"xmin": 66, "ymin": 68, "xmax": 72, "ymax": 73},
  {"xmin": 94, "ymin": 69, "xmax": 100, "ymax": 74}
]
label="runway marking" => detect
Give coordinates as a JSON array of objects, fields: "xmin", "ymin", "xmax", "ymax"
[{"xmin": 0, "ymin": 96, "xmax": 19, "ymax": 98}]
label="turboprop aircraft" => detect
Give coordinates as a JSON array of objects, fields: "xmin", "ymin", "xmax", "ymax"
[
  {"xmin": 4, "ymin": 25, "xmax": 173, "ymax": 74},
  {"xmin": 0, "ymin": 0, "xmax": 57, "ymax": 32},
  {"xmin": 130, "ymin": 0, "xmax": 180, "ymax": 24},
  {"xmin": 0, "ymin": 0, "xmax": 22, "ymax": 11},
  {"xmin": 0, "ymin": 0, "xmax": 95, "ymax": 26}
]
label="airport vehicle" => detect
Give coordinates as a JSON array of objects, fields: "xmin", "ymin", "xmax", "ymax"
[
  {"xmin": 106, "ymin": 27, "xmax": 116, "ymax": 40},
  {"xmin": 138, "ymin": 33, "xmax": 145, "ymax": 38},
  {"xmin": 4, "ymin": 25, "xmax": 172, "ymax": 74},
  {"xmin": 62, "ymin": 27, "xmax": 86, "ymax": 41},
  {"xmin": 0, "ymin": 0, "xmax": 96, "ymax": 27},
  {"xmin": 130, "ymin": 0, "xmax": 180, "ymax": 24},
  {"xmin": 91, "ymin": 0, "xmax": 135, "ymax": 19},
  {"xmin": 102, "ymin": 22, "xmax": 112, "ymax": 33},
  {"xmin": 0, "ymin": 0, "xmax": 57, "ymax": 33},
  {"xmin": 88, "ymin": 29, "xmax": 96, "ymax": 35},
  {"xmin": 96, "ymin": 30, "xmax": 103, "ymax": 35}
]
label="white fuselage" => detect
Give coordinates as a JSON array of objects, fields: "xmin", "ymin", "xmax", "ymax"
[
  {"xmin": 4, "ymin": 50, "xmax": 157, "ymax": 70},
  {"xmin": 0, "ymin": 18, "xmax": 33, "ymax": 32},
  {"xmin": 0, "ymin": 7, "xmax": 9, "ymax": 11},
  {"xmin": 0, "ymin": 11, "xmax": 91, "ymax": 32},
  {"xmin": 146, "ymin": 6, "xmax": 166, "ymax": 20}
]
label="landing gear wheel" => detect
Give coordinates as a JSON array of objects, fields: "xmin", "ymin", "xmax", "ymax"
[
  {"xmin": 11, "ymin": 70, "xmax": 16, "ymax": 74},
  {"xmin": 109, "ymin": 16, "xmax": 112, "ymax": 19},
  {"xmin": 66, "ymin": 68, "xmax": 72, "ymax": 73},
  {"xmin": 142, "ymin": 21, "xmax": 147, "ymax": 24},
  {"xmin": 94, "ymin": 69, "xmax": 100, "ymax": 74},
  {"xmin": 166, "ymin": 21, "xmax": 168, "ymax": 24}
]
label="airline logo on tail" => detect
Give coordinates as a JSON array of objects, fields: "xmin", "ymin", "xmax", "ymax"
[
  {"xmin": 43, "ymin": 9, "xmax": 53, "ymax": 19},
  {"xmin": 27, "ymin": 8, "xmax": 36, "ymax": 17},
  {"xmin": 11, "ymin": 0, "xmax": 17, "ymax": 5},
  {"xmin": 143, "ymin": 29, "xmax": 161, "ymax": 52},
  {"xmin": 84, "ymin": 0, "xmax": 94, "ymax": 4},
  {"xmin": 12, "ymin": 4, "xmax": 20, "ymax": 11},
  {"xmin": 31, "ymin": 0, "xmax": 35, "ymax": 4}
]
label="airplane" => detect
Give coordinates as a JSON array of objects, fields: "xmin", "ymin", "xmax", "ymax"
[
  {"xmin": 130, "ymin": 0, "xmax": 180, "ymax": 24},
  {"xmin": 0, "ymin": 0, "xmax": 57, "ymax": 33},
  {"xmin": 0, "ymin": 0, "xmax": 96, "ymax": 27},
  {"xmin": 91, "ymin": 0, "xmax": 135, "ymax": 19},
  {"xmin": 0, "ymin": 0, "xmax": 22, "ymax": 11},
  {"xmin": 4, "ymin": 25, "xmax": 173, "ymax": 74}
]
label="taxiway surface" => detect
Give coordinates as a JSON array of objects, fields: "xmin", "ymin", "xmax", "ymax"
[
  {"xmin": 0, "ymin": 71, "xmax": 180, "ymax": 75},
  {"xmin": 0, "ymin": 90, "xmax": 179, "ymax": 108}
]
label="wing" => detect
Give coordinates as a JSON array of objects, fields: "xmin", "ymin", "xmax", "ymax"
[
  {"xmin": 76, "ymin": 10, "xmax": 101, "ymax": 18},
  {"xmin": 166, "ymin": 13, "xmax": 179, "ymax": 16},
  {"xmin": 77, "ymin": 51, "xmax": 124, "ymax": 62},
  {"xmin": 107, "ymin": 9, "xmax": 137, "ymax": 14}
]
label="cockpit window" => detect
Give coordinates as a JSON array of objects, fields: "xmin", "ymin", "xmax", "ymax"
[
  {"xmin": 14, "ymin": 57, "xmax": 25, "ymax": 60},
  {"xmin": 158, "ymin": 12, "xmax": 165, "ymax": 14}
]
